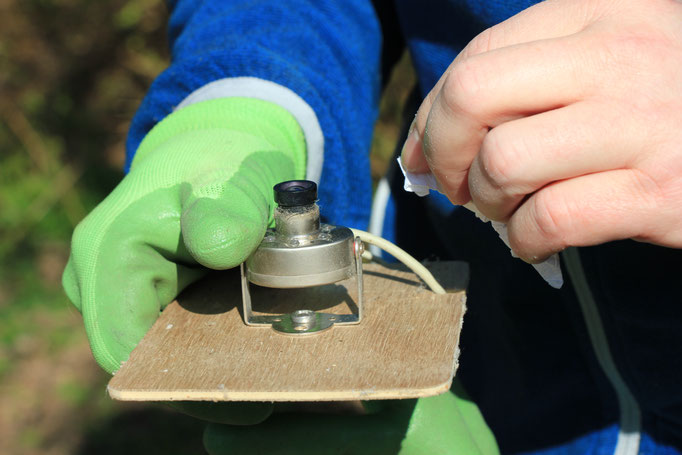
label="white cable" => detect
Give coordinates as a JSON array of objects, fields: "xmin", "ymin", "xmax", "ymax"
[
  {"xmin": 367, "ymin": 177, "xmax": 391, "ymax": 258},
  {"xmin": 351, "ymin": 229, "xmax": 446, "ymax": 295}
]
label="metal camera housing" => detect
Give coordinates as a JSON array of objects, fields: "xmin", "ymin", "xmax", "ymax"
[{"xmin": 240, "ymin": 180, "xmax": 363, "ymax": 335}]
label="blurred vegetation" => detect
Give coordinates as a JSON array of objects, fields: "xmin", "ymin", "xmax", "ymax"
[{"xmin": 0, "ymin": 0, "xmax": 414, "ymax": 453}]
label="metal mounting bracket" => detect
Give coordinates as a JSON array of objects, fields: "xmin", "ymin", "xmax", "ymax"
[{"xmin": 240, "ymin": 237, "xmax": 364, "ymax": 335}]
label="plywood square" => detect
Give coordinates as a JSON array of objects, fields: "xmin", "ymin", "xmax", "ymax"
[{"xmin": 108, "ymin": 262, "xmax": 468, "ymax": 402}]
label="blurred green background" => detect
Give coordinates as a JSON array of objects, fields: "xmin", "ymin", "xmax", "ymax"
[{"xmin": 0, "ymin": 1, "xmax": 414, "ymax": 453}]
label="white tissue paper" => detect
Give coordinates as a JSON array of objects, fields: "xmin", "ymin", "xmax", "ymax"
[{"xmin": 397, "ymin": 157, "xmax": 563, "ymax": 289}]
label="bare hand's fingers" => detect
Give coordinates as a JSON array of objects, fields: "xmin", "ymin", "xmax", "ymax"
[
  {"xmin": 400, "ymin": 0, "xmax": 594, "ymax": 174},
  {"xmin": 468, "ymin": 101, "xmax": 644, "ymax": 221},
  {"xmin": 399, "ymin": 0, "xmax": 682, "ymax": 254},
  {"xmin": 420, "ymin": 34, "xmax": 598, "ymax": 203},
  {"xmin": 507, "ymin": 169, "xmax": 664, "ymax": 261}
]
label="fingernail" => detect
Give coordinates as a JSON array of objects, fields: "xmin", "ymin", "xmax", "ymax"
[{"xmin": 400, "ymin": 118, "xmax": 420, "ymax": 172}]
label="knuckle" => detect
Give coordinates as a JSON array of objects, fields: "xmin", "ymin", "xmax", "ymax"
[
  {"xmin": 576, "ymin": 0, "xmax": 606, "ymax": 25},
  {"xmin": 595, "ymin": 27, "xmax": 669, "ymax": 74},
  {"xmin": 70, "ymin": 217, "xmax": 92, "ymax": 253},
  {"xmin": 630, "ymin": 168, "xmax": 665, "ymax": 214},
  {"xmin": 442, "ymin": 59, "xmax": 484, "ymax": 116},
  {"xmin": 461, "ymin": 28, "xmax": 494, "ymax": 58},
  {"xmin": 509, "ymin": 188, "xmax": 572, "ymax": 259},
  {"xmin": 529, "ymin": 188, "xmax": 571, "ymax": 247},
  {"xmin": 479, "ymin": 128, "xmax": 526, "ymax": 195},
  {"xmin": 70, "ymin": 209, "xmax": 113, "ymax": 264}
]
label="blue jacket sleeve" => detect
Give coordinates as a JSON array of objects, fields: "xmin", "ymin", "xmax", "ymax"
[{"xmin": 126, "ymin": 0, "xmax": 383, "ymax": 229}]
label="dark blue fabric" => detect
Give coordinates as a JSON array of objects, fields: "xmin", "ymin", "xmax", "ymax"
[
  {"xmin": 517, "ymin": 424, "xmax": 619, "ymax": 455},
  {"xmin": 395, "ymin": 0, "xmax": 539, "ymax": 95},
  {"xmin": 388, "ymin": 159, "xmax": 682, "ymax": 454},
  {"xmin": 387, "ymin": 151, "xmax": 621, "ymax": 454},
  {"xmin": 127, "ymin": 1, "xmax": 682, "ymax": 453},
  {"xmin": 125, "ymin": 0, "xmax": 539, "ymax": 227},
  {"xmin": 640, "ymin": 432, "xmax": 682, "ymax": 455}
]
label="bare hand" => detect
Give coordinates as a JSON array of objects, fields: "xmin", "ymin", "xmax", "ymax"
[{"xmin": 401, "ymin": 0, "xmax": 682, "ymax": 262}]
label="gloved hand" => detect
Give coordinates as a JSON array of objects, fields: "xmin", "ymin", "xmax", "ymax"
[
  {"xmin": 62, "ymin": 96, "xmax": 499, "ymax": 452},
  {"xmin": 62, "ymin": 97, "xmax": 306, "ymax": 423},
  {"xmin": 204, "ymin": 382, "xmax": 499, "ymax": 455}
]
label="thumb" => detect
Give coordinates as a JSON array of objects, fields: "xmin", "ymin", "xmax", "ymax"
[{"xmin": 181, "ymin": 181, "xmax": 271, "ymax": 270}]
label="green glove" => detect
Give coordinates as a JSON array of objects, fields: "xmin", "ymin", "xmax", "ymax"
[
  {"xmin": 62, "ymin": 97, "xmax": 306, "ymax": 422},
  {"xmin": 204, "ymin": 382, "xmax": 499, "ymax": 454},
  {"xmin": 62, "ymin": 95, "xmax": 499, "ymax": 451}
]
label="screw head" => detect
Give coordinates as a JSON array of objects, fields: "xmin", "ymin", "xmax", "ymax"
[{"xmin": 291, "ymin": 309, "xmax": 316, "ymax": 325}]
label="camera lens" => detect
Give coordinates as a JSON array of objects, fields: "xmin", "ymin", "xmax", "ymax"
[{"xmin": 274, "ymin": 180, "xmax": 317, "ymax": 207}]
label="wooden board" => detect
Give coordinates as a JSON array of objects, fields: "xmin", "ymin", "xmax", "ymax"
[{"xmin": 108, "ymin": 261, "xmax": 468, "ymax": 402}]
